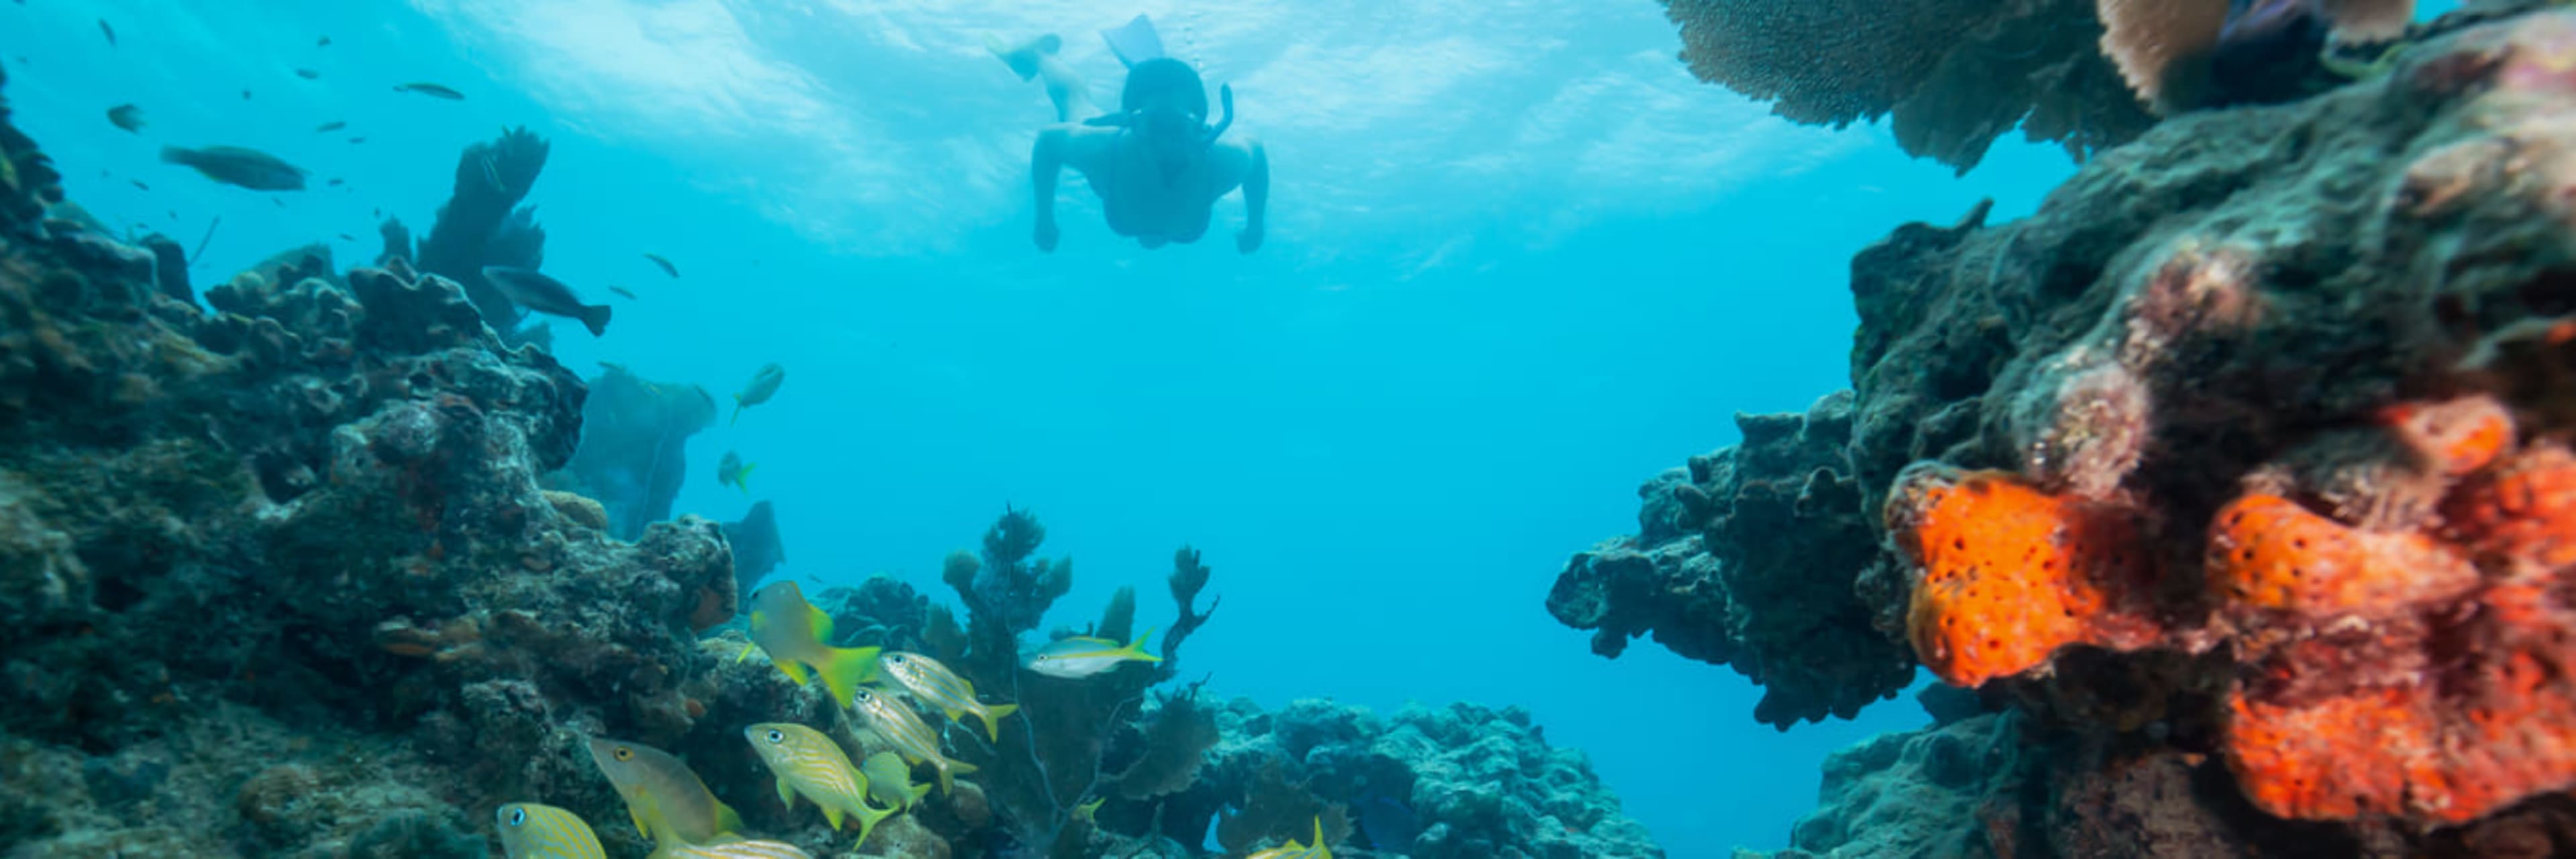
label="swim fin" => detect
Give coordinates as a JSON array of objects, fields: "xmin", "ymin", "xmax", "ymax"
[
  {"xmin": 1099, "ymin": 13, "xmax": 1165, "ymax": 68},
  {"xmin": 985, "ymin": 33, "xmax": 1063, "ymax": 81}
]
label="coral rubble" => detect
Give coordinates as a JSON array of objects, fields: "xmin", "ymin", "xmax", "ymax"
[{"xmin": 1565, "ymin": 2, "xmax": 2576, "ymax": 852}]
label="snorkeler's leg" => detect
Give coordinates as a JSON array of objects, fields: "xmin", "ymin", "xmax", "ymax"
[
  {"xmin": 1032, "ymin": 128, "xmax": 1067, "ymax": 252},
  {"xmin": 988, "ymin": 34, "xmax": 1095, "ymax": 121}
]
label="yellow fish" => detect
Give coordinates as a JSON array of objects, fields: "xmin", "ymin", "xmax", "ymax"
[
  {"xmin": 743, "ymin": 723, "xmax": 898, "ymax": 848},
  {"xmin": 744, "ymin": 581, "xmax": 881, "ymax": 707},
  {"xmin": 495, "ymin": 803, "xmax": 604, "ymax": 859},
  {"xmin": 1246, "ymin": 817, "xmax": 1333, "ymax": 859},
  {"xmin": 849, "ymin": 686, "xmax": 977, "ymax": 795},
  {"xmin": 649, "ymin": 841, "xmax": 813, "ymax": 859},
  {"xmin": 878, "ymin": 651, "xmax": 1018, "ymax": 742},
  {"xmin": 584, "ymin": 737, "xmax": 743, "ymax": 848},
  {"xmin": 1026, "ymin": 627, "xmax": 1163, "ymax": 678},
  {"xmin": 859, "ymin": 751, "xmax": 932, "ymax": 813}
]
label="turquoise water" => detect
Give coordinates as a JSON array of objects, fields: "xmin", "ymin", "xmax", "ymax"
[{"xmin": 4, "ymin": 1, "xmax": 2457, "ymax": 854}]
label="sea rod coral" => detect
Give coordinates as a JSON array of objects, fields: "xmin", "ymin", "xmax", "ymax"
[{"xmin": 1565, "ymin": 2, "xmax": 2576, "ymax": 852}]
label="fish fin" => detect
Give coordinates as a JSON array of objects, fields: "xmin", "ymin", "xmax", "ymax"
[
  {"xmin": 977, "ymin": 703, "xmax": 1019, "ymax": 743},
  {"xmin": 736, "ymin": 462, "xmax": 756, "ymax": 493},
  {"xmin": 776, "ymin": 775, "xmax": 798, "ymax": 809},
  {"xmin": 1099, "ymin": 13, "xmax": 1165, "ymax": 68},
  {"xmin": 1313, "ymin": 815, "xmax": 1328, "ymax": 855},
  {"xmin": 908, "ymin": 779, "xmax": 934, "ymax": 803},
  {"xmin": 730, "ymin": 397, "xmax": 743, "ymax": 427},
  {"xmin": 807, "ymin": 603, "xmax": 835, "ymax": 643},
  {"xmin": 932, "ymin": 755, "xmax": 977, "ymax": 795},
  {"xmin": 853, "ymin": 799, "xmax": 898, "ymax": 848},
  {"xmin": 629, "ymin": 807, "xmax": 652, "ymax": 839},
  {"xmin": 775, "ymin": 657, "xmax": 811, "ymax": 687},
  {"xmin": 712, "ymin": 798, "xmax": 744, "ymax": 838},
  {"xmin": 819, "ymin": 646, "xmax": 883, "ymax": 708},
  {"xmin": 822, "ymin": 802, "xmax": 844, "ymax": 830},
  {"xmin": 1124, "ymin": 627, "xmax": 1166, "ymax": 662},
  {"xmin": 578, "ymin": 303, "xmax": 611, "ymax": 337}
]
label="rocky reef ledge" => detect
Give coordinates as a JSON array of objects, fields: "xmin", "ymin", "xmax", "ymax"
[
  {"xmin": 0, "ymin": 64, "xmax": 1658, "ymax": 857},
  {"xmin": 1558, "ymin": 4, "xmax": 2576, "ymax": 856}
]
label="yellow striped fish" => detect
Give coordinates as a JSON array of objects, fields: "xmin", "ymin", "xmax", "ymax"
[
  {"xmin": 584, "ymin": 737, "xmax": 743, "ymax": 848},
  {"xmin": 648, "ymin": 840, "xmax": 814, "ymax": 859},
  {"xmin": 743, "ymin": 723, "xmax": 898, "ymax": 848},
  {"xmin": 1025, "ymin": 627, "xmax": 1163, "ymax": 678},
  {"xmin": 859, "ymin": 751, "xmax": 932, "ymax": 813},
  {"xmin": 1246, "ymin": 816, "xmax": 1334, "ymax": 859},
  {"xmin": 495, "ymin": 803, "xmax": 604, "ymax": 859},
  {"xmin": 745, "ymin": 582, "xmax": 881, "ymax": 707},
  {"xmin": 877, "ymin": 651, "xmax": 1019, "ymax": 742},
  {"xmin": 849, "ymin": 686, "xmax": 977, "ymax": 795}
]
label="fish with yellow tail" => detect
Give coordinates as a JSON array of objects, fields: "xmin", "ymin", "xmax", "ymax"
[
  {"xmin": 495, "ymin": 803, "xmax": 604, "ymax": 859},
  {"xmin": 1026, "ymin": 627, "xmax": 1163, "ymax": 679},
  {"xmin": 1246, "ymin": 816, "xmax": 1334, "ymax": 859},
  {"xmin": 859, "ymin": 751, "xmax": 932, "ymax": 813},
  {"xmin": 731, "ymin": 363, "xmax": 784, "ymax": 426},
  {"xmin": 744, "ymin": 581, "xmax": 881, "ymax": 707},
  {"xmin": 649, "ymin": 842, "xmax": 813, "ymax": 859},
  {"xmin": 878, "ymin": 651, "xmax": 1019, "ymax": 741},
  {"xmin": 743, "ymin": 723, "xmax": 899, "ymax": 848},
  {"xmin": 584, "ymin": 737, "xmax": 743, "ymax": 848},
  {"xmin": 849, "ymin": 686, "xmax": 977, "ymax": 795}
]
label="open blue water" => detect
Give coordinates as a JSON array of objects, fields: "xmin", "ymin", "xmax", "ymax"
[{"xmin": 5, "ymin": 1, "xmax": 2463, "ymax": 855}]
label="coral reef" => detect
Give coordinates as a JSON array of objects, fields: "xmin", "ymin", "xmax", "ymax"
[
  {"xmin": 385, "ymin": 126, "xmax": 552, "ymax": 344},
  {"xmin": 546, "ymin": 362, "xmax": 718, "ymax": 540},
  {"xmin": 1658, "ymin": 0, "xmax": 2155, "ymax": 172},
  {"xmin": 1570, "ymin": 1, "xmax": 2576, "ymax": 852},
  {"xmin": 1549, "ymin": 392, "xmax": 1915, "ymax": 727}
]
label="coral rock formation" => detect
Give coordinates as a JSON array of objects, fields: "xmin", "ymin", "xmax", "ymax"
[
  {"xmin": 547, "ymin": 362, "xmax": 718, "ymax": 540},
  {"xmin": 1571, "ymin": 1, "xmax": 2576, "ymax": 850}
]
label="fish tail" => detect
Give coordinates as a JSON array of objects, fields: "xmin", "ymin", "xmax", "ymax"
[
  {"xmin": 157, "ymin": 146, "xmax": 191, "ymax": 166},
  {"xmin": 907, "ymin": 779, "xmax": 933, "ymax": 803},
  {"xmin": 737, "ymin": 462, "xmax": 756, "ymax": 494},
  {"xmin": 1312, "ymin": 815, "xmax": 1330, "ymax": 856},
  {"xmin": 1124, "ymin": 626, "xmax": 1165, "ymax": 662},
  {"xmin": 852, "ymin": 798, "xmax": 898, "ymax": 848},
  {"xmin": 712, "ymin": 798, "xmax": 745, "ymax": 840},
  {"xmin": 933, "ymin": 754, "xmax": 977, "ymax": 795},
  {"xmin": 975, "ymin": 702, "xmax": 1019, "ymax": 743},
  {"xmin": 578, "ymin": 303, "xmax": 611, "ymax": 337},
  {"xmin": 818, "ymin": 646, "xmax": 883, "ymax": 708},
  {"xmin": 731, "ymin": 399, "xmax": 743, "ymax": 427}
]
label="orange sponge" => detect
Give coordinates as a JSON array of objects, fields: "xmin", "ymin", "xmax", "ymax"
[
  {"xmin": 1890, "ymin": 466, "xmax": 2155, "ymax": 687},
  {"xmin": 2443, "ymin": 443, "xmax": 2576, "ymax": 572},
  {"xmin": 2379, "ymin": 394, "xmax": 2514, "ymax": 476},
  {"xmin": 2205, "ymin": 494, "xmax": 2477, "ymax": 619}
]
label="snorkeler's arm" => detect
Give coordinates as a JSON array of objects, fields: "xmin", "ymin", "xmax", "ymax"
[
  {"xmin": 1031, "ymin": 128, "xmax": 1065, "ymax": 252},
  {"xmin": 1237, "ymin": 140, "xmax": 1268, "ymax": 254}
]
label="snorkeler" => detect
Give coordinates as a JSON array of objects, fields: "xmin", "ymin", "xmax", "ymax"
[{"xmin": 989, "ymin": 15, "xmax": 1269, "ymax": 254}]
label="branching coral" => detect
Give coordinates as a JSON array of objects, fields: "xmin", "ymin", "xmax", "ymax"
[
  {"xmin": 398, "ymin": 126, "xmax": 551, "ymax": 343},
  {"xmin": 1660, "ymin": 0, "xmax": 2156, "ymax": 172}
]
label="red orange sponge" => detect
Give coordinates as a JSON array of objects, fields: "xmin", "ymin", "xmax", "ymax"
[{"xmin": 1889, "ymin": 465, "xmax": 2159, "ymax": 687}]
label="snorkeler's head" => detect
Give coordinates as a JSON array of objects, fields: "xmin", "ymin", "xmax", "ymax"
[{"xmin": 1121, "ymin": 57, "xmax": 1208, "ymax": 128}]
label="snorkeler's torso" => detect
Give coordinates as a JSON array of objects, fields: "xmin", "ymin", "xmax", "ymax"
[{"xmin": 1075, "ymin": 130, "xmax": 1247, "ymax": 243}]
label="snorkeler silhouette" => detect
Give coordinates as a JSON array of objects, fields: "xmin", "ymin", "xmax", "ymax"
[{"xmin": 989, "ymin": 14, "xmax": 1269, "ymax": 254}]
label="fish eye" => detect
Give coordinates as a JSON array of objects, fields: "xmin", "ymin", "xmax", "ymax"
[
  {"xmin": 765, "ymin": 729, "xmax": 785, "ymax": 744},
  {"xmin": 614, "ymin": 747, "xmax": 634, "ymax": 761},
  {"xmin": 508, "ymin": 807, "xmax": 526, "ymax": 826},
  {"xmin": 855, "ymin": 689, "xmax": 871, "ymax": 701},
  {"xmin": 888, "ymin": 654, "xmax": 905, "ymax": 664}
]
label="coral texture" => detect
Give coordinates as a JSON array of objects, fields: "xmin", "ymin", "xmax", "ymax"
[
  {"xmin": 1659, "ymin": 0, "xmax": 2156, "ymax": 172},
  {"xmin": 1568, "ymin": 1, "xmax": 2576, "ymax": 848},
  {"xmin": 547, "ymin": 363, "xmax": 718, "ymax": 540}
]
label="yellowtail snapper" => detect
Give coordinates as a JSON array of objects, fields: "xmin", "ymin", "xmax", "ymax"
[
  {"xmin": 644, "ymin": 252, "xmax": 680, "ymax": 277},
  {"xmin": 1247, "ymin": 817, "xmax": 1334, "ymax": 859},
  {"xmin": 394, "ymin": 81, "xmax": 465, "ymax": 100},
  {"xmin": 718, "ymin": 450, "xmax": 755, "ymax": 494},
  {"xmin": 859, "ymin": 751, "xmax": 932, "ymax": 813},
  {"xmin": 1026, "ymin": 627, "xmax": 1163, "ymax": 678},
  {"xmin": 731, "ymin": 363, "xmax": 784, "ymax": 426}
]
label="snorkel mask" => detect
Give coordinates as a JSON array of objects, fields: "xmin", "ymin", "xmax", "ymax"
[{"xmin": 1084, "ymin": 57, "xmax": 1235, "ymax": 154}]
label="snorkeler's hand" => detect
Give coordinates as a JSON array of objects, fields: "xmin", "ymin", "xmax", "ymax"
[
  {"xmin": 1236, "ymin": 224, "xmax": 1263, "ymax": 254},
  {"xmin": 1034, "ymin": 219, "xmax": 1060, "ymax": 253}
]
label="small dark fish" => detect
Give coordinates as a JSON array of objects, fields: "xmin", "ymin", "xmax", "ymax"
[
  {"xmin": 107, "ymin": 104, "xmax": 146, "ymax": 133},
  {"xmin": 129, "ymin": 179, "xmax": 149, "ymax": 191},
  {"xmin": 326, "ymin": 178, "xmax": 345, "ymax": 187},
  {"xmin": 372, "ymin": 207, "xmax": 382, "ymax": 217},
  {"xmin": 168, "ymin": 210, "xmax": 179, "ymax": 220},
  {"xmin": 294, "ymin": 68, "xmax": 319, "ymax": 80},
  {"xmin": 317, "ymin": 36, "xmax": 331, "ymax": 48},
  {"xmin": 241, "ymin": 89, "xmax": 253, "ymax": 100},
  {"xmin": 315, "ymin": 121, "xmax": 346, "ymax": 132},
  {"xmin": 272, "ymin": 197, "xmax": 285, "ymax": 207},
  {"xmin": 393, "ymin": 82, "xmax": 464, "ymax": 100},
  {"xmin": 608, "ymin": 286, "xmax": 638, "ymax": 300},
  {"xmin": 349, "ymin": 136, "xmax": 367, "ymax": 144},
  {"xmin": 161, "ymin": 145, "xmax": 309, "ymax": 191},
  {"xmin": 643, "ymin": 252, "xmax": 679, "ymax": 278},
  {"xmin": 482, "ymin": 266, "xmax": 611, "ymax": 336},
  {"xmin": 338, "ymin": 233, "xmax": 355, "ymax": 241},
  {"xmin": 99, "ymin": 19, "xmax": 116, "ymax": 47}
]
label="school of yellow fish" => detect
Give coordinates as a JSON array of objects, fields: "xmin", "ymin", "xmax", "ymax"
[{"xmin": 494, "ymin": 579, "xmax": 1222, "ymax": 858}]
